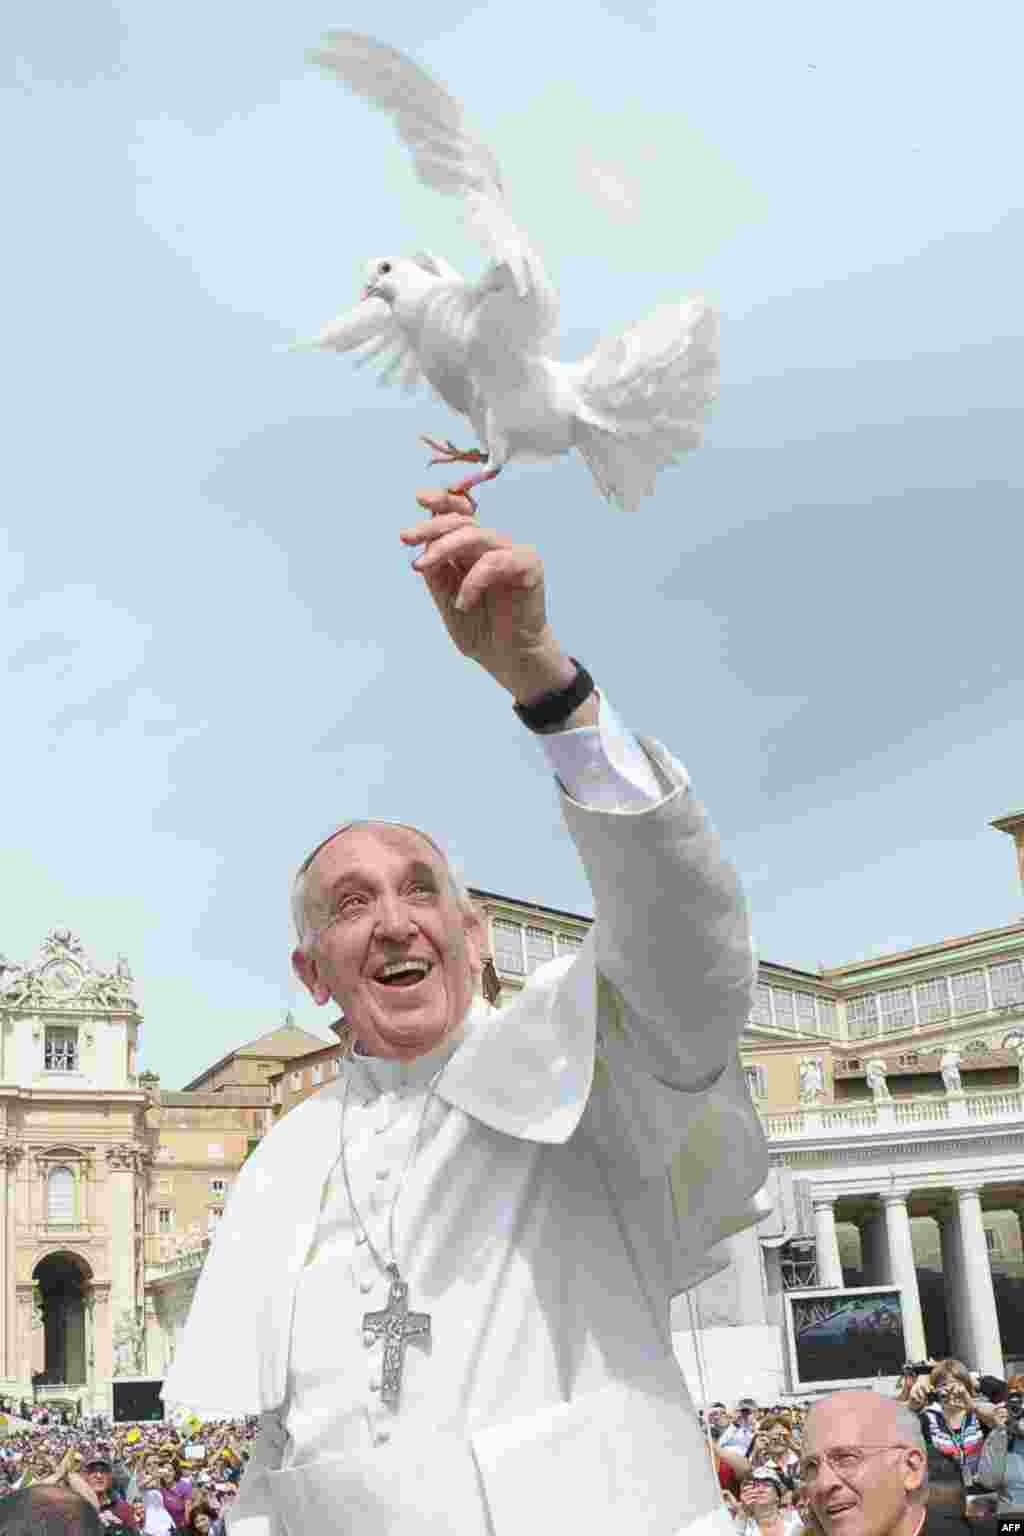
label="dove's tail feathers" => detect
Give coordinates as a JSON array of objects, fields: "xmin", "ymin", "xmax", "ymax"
[{"xmin": 573, "ymin": 297, "xmax": 718, "ymax": 512}]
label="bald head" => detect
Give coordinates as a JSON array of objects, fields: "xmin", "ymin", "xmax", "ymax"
[
  {"xmin": 0, "ymin": 1484, "xmax": 105, "ymax": 1534},
  {"xmin": 802, "ymin": 1391, "xmax": 927, "ymax": 1536}
]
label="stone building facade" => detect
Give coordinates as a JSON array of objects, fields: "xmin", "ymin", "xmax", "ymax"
[{"xmin": 0, "ymin": 933, "xmax": 322, "ymax": 1417}]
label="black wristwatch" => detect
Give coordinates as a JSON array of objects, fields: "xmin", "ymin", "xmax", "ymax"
[{"xmin": 512, "ymin": 658, "xmax": 595, "ymax": 732}]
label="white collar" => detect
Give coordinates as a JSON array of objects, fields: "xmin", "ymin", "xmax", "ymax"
[{"xmin": 347, "ymin": 996, "xmax": 490, "ymax": 1099}]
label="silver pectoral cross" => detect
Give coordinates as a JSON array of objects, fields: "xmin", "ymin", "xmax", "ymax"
[{"xmin": 362, "ymin": 1264, "xmax": 431, "ymax": 1407}]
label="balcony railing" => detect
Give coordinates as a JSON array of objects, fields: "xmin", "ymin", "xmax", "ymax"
[{"xmin": 761, "ymin": 1085, "xmax": 1024, "ymax": 1140}]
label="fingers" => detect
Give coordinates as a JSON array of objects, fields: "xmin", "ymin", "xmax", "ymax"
[
  {"xmin": 412, "ymin": 489, "xmax": 476, "ymax": 521},
  {"xmin": 451, "ymin": 547, "xmax": 541, "ymax": 612},
  {"xmin": 411, "ymin": 523, "xmax": 515, "ymax": 573}
]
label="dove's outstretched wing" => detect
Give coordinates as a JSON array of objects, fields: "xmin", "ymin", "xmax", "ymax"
[
  {"xmin": 310, "ymin": 31, "xmax": 558, "ymax": 345},
  {"xmin": 295, "ymin": 296, "xmax": 422, "ymax": 394}
]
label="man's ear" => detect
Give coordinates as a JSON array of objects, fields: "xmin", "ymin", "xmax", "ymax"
[
  {"xmin": 462, "ymin": 904, "xmax": 487, "ymax": 979},
  {"xmin": 292, "ymin": 945, "xmax": 331, "ymax": 1006}
]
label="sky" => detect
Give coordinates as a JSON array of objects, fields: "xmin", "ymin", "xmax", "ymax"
[{"xmin": 3, "ymin": 0, "xmax": 1022, "ymax": 1089}]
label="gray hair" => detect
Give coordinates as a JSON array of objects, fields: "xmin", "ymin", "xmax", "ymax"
[{"xmin": 291, "ymin": 820, "xmax": 477, "ymax": 950}]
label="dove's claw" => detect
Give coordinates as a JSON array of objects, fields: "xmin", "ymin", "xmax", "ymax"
[
  {"xmin": 420, "ymin": 434, "xmax": 489, "ymax": 467},
  {"xmin": 446, "ymin": 463, "xmax": 504, "ymax": 513}
]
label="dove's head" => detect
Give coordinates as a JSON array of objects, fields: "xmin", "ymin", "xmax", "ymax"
[
  {"xmin": 361, "ymin": 255, "xmax": 439, "ymax": 308},
  {"xmin": 362, "ymin": 256, "xmax": 400, "ymax": 303}
]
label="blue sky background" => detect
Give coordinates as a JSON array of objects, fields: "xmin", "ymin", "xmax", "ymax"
[{"xmin": 4, "ymin": 0, "xmax": 1022, "ymax": 1088}]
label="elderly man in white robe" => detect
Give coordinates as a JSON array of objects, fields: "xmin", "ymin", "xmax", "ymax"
[{"xmin": 162, "ymin": 490, "xmax": 769, "ymax": 1536}]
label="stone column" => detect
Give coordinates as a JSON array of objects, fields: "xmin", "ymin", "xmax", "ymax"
[
  {"xmin": 3, "ymin": 1148, "xmax": 24, "ymax": 1385},
  {"xmin": 861, "ymin": 1206, "xmax": 890, "ymax": 1285},
  {"xmin": 883, "ymin": 1194, "xmax": 927, "ymax": 1360},
  {"xmin": 939, "ymin": 1201, "xmax": 970, "ymax": 1363},
  {"xmin": 105, "ymin": 1145, "xmax": 138, "ymax": 1359},
  {"xmin": 16, "ymin": 1291, "xmax": 34, "ymax": 1387},
  {"xmin": 90, "ymin": 1285, "xmax": 112, "ymax": 1413},
  {"xmin": 956, "ymin": 1187, "xmax": 1003, "ymax": 1376},
  {"xmin": 813, "ymin": 1199, "xmax": 845, "ymax": 1288}
]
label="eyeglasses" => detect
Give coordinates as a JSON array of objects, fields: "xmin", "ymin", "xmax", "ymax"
[{"xmin": 799, "ymin": 1445, "xmax": 913, "ymax": 1484}]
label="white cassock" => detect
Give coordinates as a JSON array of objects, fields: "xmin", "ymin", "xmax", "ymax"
[{"xmin": 162, "ymin": 693, "xmax": 769, "ymax": 1536}]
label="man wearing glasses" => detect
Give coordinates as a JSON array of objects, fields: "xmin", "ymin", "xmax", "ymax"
[{"xmin": 800, "ymin": 1392, "xmax": 928, "ymax": 1536}]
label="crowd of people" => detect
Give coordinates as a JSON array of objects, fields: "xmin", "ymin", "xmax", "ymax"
[
  {"xmin": 0, "ymin": 1359, "xmax": 1019, "ymax": 1534},
  {"xmin": 0, "ymin": 1415, "xmax": 258, "ymax": 1533},
  {"xmin": 703, "ymin": 1358, "xmax": 1024, "ymax": 1536}
]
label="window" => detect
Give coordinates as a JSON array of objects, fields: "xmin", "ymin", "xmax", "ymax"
[
  {"xmin": 157, "ymin": 1208, "xmax": 173, "ymax": 1233},
  {"xmin": 916, "ymin": 977, "xmax": 951, "ymax": 1026},
  {"xmin": 745, "ymin": 1064, "xmax": 768, "ymax": 1100},
  {"xmin": 878, "ymin": 987, "xmax": 915, "ymax": 1033},
  {"xmin": 492, "ymin": 919, "xmax": 524, "ymax": 975},
  {"xmin": 795, "ymin": 993, "xmax": 818, "ymax": 1034},
  {"xmin": 772, "ymin": 990, "xmax": 795, "ymax": 1029},
  {"xmin": 44, "ymin": 1027, "xmax": 78, "ymax": 1073},
  {"xmin": 750, "ymin": 984, "xmax": 771, "ymax": 1027},
  {"xmin": 557, "ymin": 932, "xmax": 584, "ymax": 955},
  {"xmin": 525, "ymin": 927, "xmax": 555, "ymax": 974},
  {"xmin": 818, "ymin": 1000, "xmax": 838, "ymax": 1038},
  {"xmin": 312, "ymin": 1064, "xmax": 322, "ymax": 1085},
  {"xmin": 990, "ymin": 960, "xmax": 1024, "ymax": 1008},
  {"xmin": 46, "ymin": 1167, "xmax": 74, "ymax": 1225},
  {"xmin": 847, "ymin": 996, "xmax": 879, "ymax": 1040},
  {"xmin": 986, "ymin": 1227, "xmax": 1001, "ymax": 1256},
  {"xmin": 209, "ymin": 1178, "xmax": 226, "ymax": 1198},
  {"xmin": 291, "ymin": 1071, "xmax": 302, "ymax": 1091},
  {"xmin": 951, "ymin": 970, "xmax": 987, "ymax": 1016},
  {"xmin": 272, "ymin": 1081, "xmax": 282, "ymax": 1103}
]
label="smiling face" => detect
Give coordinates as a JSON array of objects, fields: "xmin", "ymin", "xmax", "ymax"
[
  {"xmin": 85, "ymin": 1468, "xmax": 112, "ymax": 1498},
  {"xmin": 802, "ymin": 1393, "xmax": 924, "ymax": 1536},
  {"xmin": 292, "ymin": 824, "xmax": 484, "ymax": 1060}
]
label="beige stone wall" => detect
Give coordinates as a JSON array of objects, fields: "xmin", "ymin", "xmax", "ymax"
[
  {"xmin": 143, "ymin": 1101, "xmax": 265, "ymax": 1264},
  {"xmin": 268, "ymin": 1044, "xmax": 346, "ymax": 1123}
]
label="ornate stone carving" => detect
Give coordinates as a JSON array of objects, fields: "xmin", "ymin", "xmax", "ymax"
[
  {"xmin": 106, "ymin": 1143, "xmax": 139, "ymax": 1171},
  {"xmin": 798, "ymin": 1056, "xmax": 826, "ymax": 1104},
  {"xmin": 939, "ymin": 1047, "xmax": 962, "ymax": 1094},
  {"xmin": 112, "ymin": 1309, "xmax": 146, "ymax": 1376},
  {"xmin": 0, "ymin": 1141, "xmax": 25, "ymax": 1169},
  {"xmin": 0, "ymin": 930, "xmax": 138, "ymax": 1013}
]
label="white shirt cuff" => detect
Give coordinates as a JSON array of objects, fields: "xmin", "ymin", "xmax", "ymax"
[{"xmin": 536, "ymin": 690, "xmax": 672, "ymax": 810}]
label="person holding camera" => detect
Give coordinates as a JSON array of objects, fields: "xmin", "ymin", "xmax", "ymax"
[{"xmin": 975, "ymin": 1377, "xmax": 1024, "ymax": 1513}]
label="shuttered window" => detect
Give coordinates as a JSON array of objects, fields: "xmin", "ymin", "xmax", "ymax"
[{"xmin": 47, "ymin": 1167, "xmax": 75, "ymax": 1224}]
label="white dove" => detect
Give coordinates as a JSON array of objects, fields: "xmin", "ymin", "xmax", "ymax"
[{"xmin": 299, "ymin": 32, "xmax": 719, "ymax": 512}]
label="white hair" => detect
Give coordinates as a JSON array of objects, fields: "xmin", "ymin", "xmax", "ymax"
[{"xmin": 290, "ymin": 820, "xmax": 477, "ymax": 951}]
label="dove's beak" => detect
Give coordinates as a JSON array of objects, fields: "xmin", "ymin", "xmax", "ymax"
[{"xmin": 361, "ymin": 284, "xmax": 377, "ymax": 302}]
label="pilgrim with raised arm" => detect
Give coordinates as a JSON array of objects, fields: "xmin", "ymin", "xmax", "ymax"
[{"xmin": 162, "ymin": 490, "xmax": 769, "ymax": 1536}]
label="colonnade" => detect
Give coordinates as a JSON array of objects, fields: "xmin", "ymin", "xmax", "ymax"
[{"xmin": 811, "ymin": 1185, "xmax": 1004, "ymax": 1375}]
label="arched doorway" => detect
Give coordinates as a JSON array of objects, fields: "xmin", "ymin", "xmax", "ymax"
[{"xmin": 33, "ymin": 1252, "xmax": 90, "ymax": 1386}]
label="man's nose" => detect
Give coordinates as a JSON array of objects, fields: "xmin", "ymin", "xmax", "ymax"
[{"xmin": 374, "ymin": 895, "xmax": 417, "ymax": 938}]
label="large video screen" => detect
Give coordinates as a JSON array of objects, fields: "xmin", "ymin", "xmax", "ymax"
[
  {"xmin": 112, "ymin": 1379, "xmax": 165, "ymax": 1423},
  {"xmin": 787, "ymin": 1288, "xmax": 906, "ymax": 1387}
]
